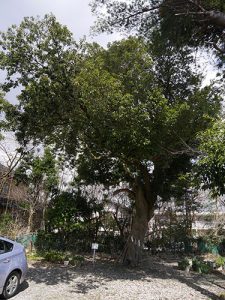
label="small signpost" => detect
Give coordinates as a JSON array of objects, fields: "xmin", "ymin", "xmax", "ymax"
[{"xmin": 92, "ymin": 243, "xmax": 98, "ymax": 266}]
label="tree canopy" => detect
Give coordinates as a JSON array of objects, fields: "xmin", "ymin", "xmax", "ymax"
[
  {"xmin": 15, "ymin": 147, "xmax": 59, "ymax": 194},
  {"xmin": 91, "ymin": 0, "xmax": 225, "ymax": 201},
  {"xmin": 197, "ymin": 120, "xmax": 225, "ymax": 197},
  {"xmin": 0, "ymin": 14, "xmax": 81, "ymax": 146},
  {"xmin": 91, "ymin": 0, "xmax": 225, "ymax": 57}
]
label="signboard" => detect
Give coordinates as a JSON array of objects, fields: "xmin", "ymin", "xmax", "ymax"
[{"xmin": 92, "ymin": 243, "xmax": 98, "ymax": 250}]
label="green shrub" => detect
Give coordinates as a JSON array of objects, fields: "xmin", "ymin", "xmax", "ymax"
[
  {"xmin": 178, "ymin": 257, "xmax": 191, "ymax": 270},
  {"xmin": 200, "ymin": 262, "xmax": 211, "ymax": 274},
  {"xmin": 0, "ymin": 213, "xmax": 15, "ymax": 237},
  {"xmin": 70, "ymin": 255, "xmax": 85, "ymax": 266},
  {"xmin": 192, "ymin": 257, "xmax": 211, "ymax": 274},
  {"xmin": 219, "ymin": 293, "xmax": 225, "ymax": 299},
  {"xmin": 35, "ymin": 231, "xmax": 63, "ymax": 251},
  {"xmin": 35, "ymin": 230, "xmax": 92, "ymax": 253},
  {"xmin": 98, "ymin": 234, "xmax": 125, "ymax": 254},
  {"xmin": 26, "ymin": 252, "xmax": 44, "ymax": 261},
  {"xmin": 215, "ymin": 256, "xmax": 225, "ymax": 268},
  {"xmin": 43, "ymin": 250, "xmax": 85, "ymax": 265},
  {"xmin": 44, "ymin": 250, "xmax": 65, "ymax": 263}
]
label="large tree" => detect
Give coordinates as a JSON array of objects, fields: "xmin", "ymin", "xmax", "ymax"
[
  {"xmin": 0, "ymin": 15, "xmax": 222, "ymax": 265},
  {"xmin": 91, "ymin": 0, "xmax": 225, "ymax": 56},
  {"xmin": 74, "ymin": 38, "xmax": 221, "ymax": 264},
  {"xmin": 91, "ymin": 0, "xmax": 225, "ymax": 204}
]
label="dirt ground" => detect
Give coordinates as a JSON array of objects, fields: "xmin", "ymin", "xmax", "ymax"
[{"xmin": 12, "ymin": 255, "xmax": 225, "ymax": 300}]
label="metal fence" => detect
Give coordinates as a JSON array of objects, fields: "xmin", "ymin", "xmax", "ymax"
[{"xmin": 16, "ymin": 233, "xmax": 37, "ymax": 251}]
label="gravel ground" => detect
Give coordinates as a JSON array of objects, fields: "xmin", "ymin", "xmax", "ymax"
[{"xmin": 12, "ymin": 255, "xmax": 225, "ymax": 300}]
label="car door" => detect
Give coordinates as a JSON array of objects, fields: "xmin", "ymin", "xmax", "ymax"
[{"xmin": 0, "ymin": 239, "xmax": 13, "ymax": 290}]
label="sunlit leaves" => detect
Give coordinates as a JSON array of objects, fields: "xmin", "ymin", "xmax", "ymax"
[{"xmin": 197, "ymin": 120, "xmax": 225, "ymax": 197}]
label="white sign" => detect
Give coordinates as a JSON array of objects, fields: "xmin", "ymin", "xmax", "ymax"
[{"xmin": 92, "ymin": 243, "xmax": 98, "ymax": 250}]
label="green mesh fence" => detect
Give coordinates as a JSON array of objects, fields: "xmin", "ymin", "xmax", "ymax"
[
  {"xmin": 16, "ymin": 233, "xmax": 37, "ymax": 249},
  {"xmin": 197, "ymin": 240, "xmax": 219, "ymax": 255}
]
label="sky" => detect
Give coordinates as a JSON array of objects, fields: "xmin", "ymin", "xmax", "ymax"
[
  {"xmin": 0, "ymin": 0, "xmax": 122, "ymax": 163},
  {"xmin": 0, "ymin": 0, "xmax": 120, "ymax": 45}
]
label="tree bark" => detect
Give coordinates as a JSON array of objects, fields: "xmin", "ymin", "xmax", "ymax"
[
  {"xmin": 122, "ymin": 182, "xmax": 156, "ymax": 266},
  {"xmin": 27, "ymin": 207, "xmax": 34, "ymax": 233},
  {"xmin": 208, "ymin": 11, "xmax": 225, "ymax": 28}
]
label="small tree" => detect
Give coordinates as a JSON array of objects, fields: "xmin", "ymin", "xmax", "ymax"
[
  {"xmin": 15, "ymin": 148, "xmax": 59, "ymax": 232},
  {"xmin": 44, "ymin": 190, "xmax": 103, "ymax": 251}
]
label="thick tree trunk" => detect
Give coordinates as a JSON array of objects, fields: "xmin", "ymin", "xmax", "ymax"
[
  {"xmin": 208, "ymin": 11, "xmax": 225, "ymax": 28},
  {"xmin": 122, "ymin": 182, "xmax": 155, "ymax": 266}
]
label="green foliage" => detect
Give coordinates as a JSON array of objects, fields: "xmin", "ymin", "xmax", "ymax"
[
  {"xmin": 37, "ymin": 190, "xmax": 103, "ymax": 252},
  {"xmin": 74, "ymin": 36, "xmax": 221, "ymax": 193},
  {"xmin": 91, "ymin": 0, "xmax": 161, "ymax": 34},
  {"xmin": 178, "ymin": 255, "xmax": 219, "ymax": 273},
  {"xmin": 192, "ymin": 257, "xmax": 212, "ymax": 274},
  {"xmin": 15, "ymin": 147, "xmax": 59, "ymax": 194},
  {"xmin": 43, "ymin": 250, "xmax": 65, "ymax": 263},
  {"xmin": 197, "ymin": 120, "xmax": 225, "ymax": 197},
  {"xmin": 41, "ymin": 249, "xmax": 81, "ymax": 264},
  {"xmin": 0, "ymin": 92, "xmax": 12, "ymax": 138},
  {"xmin": 0, "ymin": 16, "xmax": 223, "ymax": 257},
  {"xmin": 46, "ymin": 190, "xmax": 100, "ymax": 234},
  {"xmin": 35, "ymin": 231, "xmax": 60, "ymax": 251},
  {"xmin": 91, "ymin": 1, "xmax": 225, "ymax": 200},
  {"xmin": 98, "ymin": 234, "xmax": 125, "ymax": 254},
  {"xmin": 70, "ymin": 255, "xmax": 85, "ymax": 266},
  {"xmin": 26, "ymin": 252, "xmax": 44, "ymax": 262},
  {"xmin": 91, "ymin": 0, "xmax": 225, "ymax": 55},
  {"xmin": 215, "ymin": 256, "xmax": 225, "ymax": 268},
  {"xmin": 219, "ymin": 293, "xmax": 225, "ymax": 300},
  {"xmin": 178, "ymin": 256, "xmax": 212, "ymax": 273},
  {"xmin": 197, "ymin": 236, "xmax": 220, "ymax": 255},
  {"xmin": 178, "ymin": 257, "xmax": 191, "ymax": 270},
  {"xmin": 43, "ymin": 250, "xmax": 85, "ymax": 265},
  {"xmin": 0, "ymin": 213, "xmax": 14, "ymax": 236},
  {"xmin": 0, "ymin": 16, "xmax": 221, "ymax": 189},
  {"xmin": 0, "ymin": 14, "xmax": 80, "ymax": 146}
]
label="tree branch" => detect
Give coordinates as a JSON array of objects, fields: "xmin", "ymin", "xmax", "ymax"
[
  {"xmin": 207, "ymin": 42, "xmax": 225, "ymax": 54},
  {"xmin": 110, "ymin": 5, "xmax": 161, "ymax": 27},
  {"xmin": 186, "ymin": 0, "xmax": 206, "ymax": 12}
]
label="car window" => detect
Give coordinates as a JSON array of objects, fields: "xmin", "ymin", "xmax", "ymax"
[{"xmin": 0, "ymin": 239, "xmax": 13, "ymax": 255}]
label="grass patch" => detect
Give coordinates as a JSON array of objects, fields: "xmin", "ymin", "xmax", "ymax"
[
  {"xmin": 26, "ymin": 252, "xmax": 45, "ymax": 262},
  {"xmin": 27, "ymin": 250, "xmax": 85, "ymax": 266}
]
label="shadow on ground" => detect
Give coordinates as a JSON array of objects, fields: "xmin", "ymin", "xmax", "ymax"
[
  {"xmin": 25, "ymin": 255, "xmax": 225, "ymax": 300},
  {"xmin": 0, "ymin": 281, "xmax": 29, "ymax": 299}
]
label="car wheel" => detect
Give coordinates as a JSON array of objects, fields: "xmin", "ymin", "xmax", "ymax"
[{"xmin": 2, "ymin": 271, "xmax": 20, "ymax": 299}]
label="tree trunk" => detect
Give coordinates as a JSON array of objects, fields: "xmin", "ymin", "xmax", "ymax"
[
  {"xmin": 122, "ymin": 182, "xmax": 155, "ymax": 266},
  {"xmin": 27, "ymin": 207, "xmax": 34, "ymax": 233},
  {"xmin": 208, "ymin": 11, "xmax": 225, "ymax": 28}
]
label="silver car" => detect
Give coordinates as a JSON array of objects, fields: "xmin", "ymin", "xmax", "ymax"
[{"xmin": 0, "ymin": 237, "xmax": 28, "ymax": 299}]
